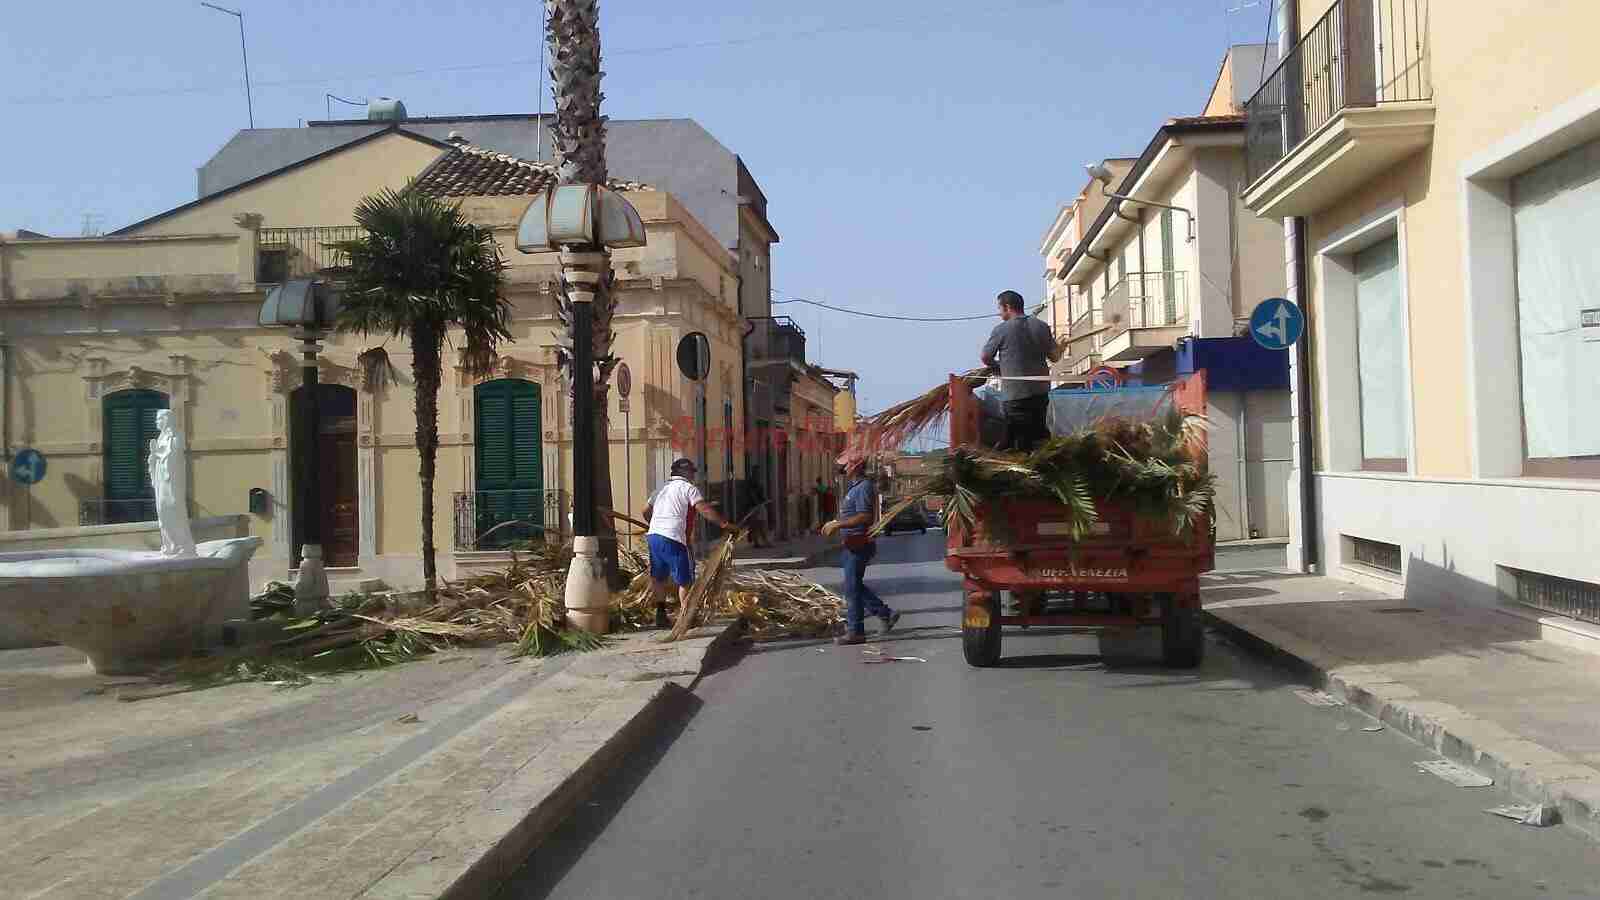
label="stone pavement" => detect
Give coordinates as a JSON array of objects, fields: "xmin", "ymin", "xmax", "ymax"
[
  {"xmin": 1204, "ymin": 569, "xmax": 1600, "ymax": 841},
  {"xmin": 0, "ymin": 623, "xmax": 738, "ymax": 899}
]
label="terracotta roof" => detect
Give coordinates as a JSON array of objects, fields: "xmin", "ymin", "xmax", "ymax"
[
  {"xmin": 1165, "ymin": 113, "xmax": 1248, "ymax": 127},
  {"xmin": 412, "ymin": 141, "xmax": 650, "ymax": 198}
]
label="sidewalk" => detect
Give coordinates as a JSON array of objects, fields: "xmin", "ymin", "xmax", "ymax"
[
  {"xmin": 729, "ymin": 530, "xmax": 840, "ymax": 570},
  {"xmin": 0, "ymin": 623, "xmax": 739, "ymax": 899},
  {"xmin": 1204, "ymin": 569, "xmax": 1600, "ymax": 840}
]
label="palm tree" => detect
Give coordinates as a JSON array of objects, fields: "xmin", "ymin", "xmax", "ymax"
[
  {"xmin": 546, "ymin": 0, "xmax": 624, "ymax": 583},
  {"xmin": 334, "ymin": 185, "xmax": 511, "ymax": 592}
]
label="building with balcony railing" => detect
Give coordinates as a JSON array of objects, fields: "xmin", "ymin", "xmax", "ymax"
[
  {"xmin": 1042, "ymin": 45, "xmax": 1295, "ymax": 544},
  {"xmin": 1237, "ymin": 0, "xmax": 1600, "ymax": 639},
  {"xmin": 0, "ymin": 116, "xmax": 775, "ymax": 593}
]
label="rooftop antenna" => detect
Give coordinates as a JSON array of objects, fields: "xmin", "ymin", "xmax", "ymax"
[{"xmin": 325, "ymin": 93, "xmax": 368, "ymax": 121}]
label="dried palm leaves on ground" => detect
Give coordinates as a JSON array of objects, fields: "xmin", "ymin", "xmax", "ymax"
[
  {"xmin": 920, "ymin": 407, "xmax": 1214, "ymax": 541},
  {"xmin": 168, "ymin": 533, "xmax": 843, "ymax": 690}
]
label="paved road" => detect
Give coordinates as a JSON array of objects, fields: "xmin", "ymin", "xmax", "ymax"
[{"xmin": 501, "ymin": 532, "xmax": 1598, "ymax": 899}]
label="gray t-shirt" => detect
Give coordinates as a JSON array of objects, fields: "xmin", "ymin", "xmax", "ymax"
[{"xmin": 982, "ymin": 314, "xmax": 1054, "ymax": 400}]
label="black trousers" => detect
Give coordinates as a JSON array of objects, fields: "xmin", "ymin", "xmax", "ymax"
[{"xmin": 999, "ymin": 394, "xmax": 1050, "ymax": 452}]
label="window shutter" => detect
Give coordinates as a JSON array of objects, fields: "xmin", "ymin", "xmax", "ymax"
[
  {"xmin": 474, "ymin": 379, "xmax": 542, "ymax": 546},
  {"xmin": 103, "ymin": 390, "xmax": 168, "ymax": 501}
]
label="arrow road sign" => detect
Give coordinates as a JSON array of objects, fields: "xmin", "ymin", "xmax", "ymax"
[
  {"xmin": 9, "ymin": 448, "xmax": 47, "ymax": 486},
  {"xmin": 1249, "ymin": 297, "xmax": 1304, "ymax": 351}
]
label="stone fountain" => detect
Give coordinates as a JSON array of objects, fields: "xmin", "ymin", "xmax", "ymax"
[{"xmin": 0, "ymin": 411, "xmax": 261, "ymax": 674}]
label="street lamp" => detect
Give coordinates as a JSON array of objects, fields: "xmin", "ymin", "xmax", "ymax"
[
  {"xmin": 259, "ymin": 278, "xmax": 341, "ymax": 612},
  {"xmin": 516, "ymin": 183, "xmax": 646, "ymax": 633},
  {"xmin": 1085, "ymin": 162, "xmax": 1195, "ymax": 242},
  {"xmin": 201, "ymin": 2, "xmax": 254, "ymax": 128}
]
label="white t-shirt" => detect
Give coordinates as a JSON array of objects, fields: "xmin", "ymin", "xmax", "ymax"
[{"xmin": 646, "ymin": 477, "xmax": 704, "ymax": 545}]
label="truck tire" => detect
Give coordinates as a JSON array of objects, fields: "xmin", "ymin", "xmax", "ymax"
[
  {"xmin": 962, "ymin": 589, "xmax": 1002, "ymax": 667},
  {"xmin": 1161, "ymin": 592, "xmax": 1204, "ymax": 668}
]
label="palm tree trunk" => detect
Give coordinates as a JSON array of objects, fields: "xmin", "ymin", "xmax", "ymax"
[
  {"xmin": 548, "ymin": 0, "xmax": 624, "ymax": 586},
  {"xmin": 412, "ymin": 324, "xmax": 443, "ymax": 593}
]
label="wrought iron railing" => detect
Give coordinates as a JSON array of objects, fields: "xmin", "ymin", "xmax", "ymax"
[
  {"xmin": 1102, "ymin": 271, "xmax": 1189, "ymax": 343},
  {"xmin": 453, "ymin": 489, "xmax": 569, "ymax": 551},
  {"xmin": 1070, "ymin": 307, "xmax": 1104, "ymax": 338},
  {"xmin": 80, "ymin": 498, "xmax": 157, "ymax": 526},
  {"xmin": 256, "ymin": 226, "xmax": 363, "ymax": 283},
  {"xmin": 1244, "ymin": 0, "xmax": 1431, "ymax": 185},
  {"xmin": 747, "ymin": 316, "xmax": 807, "ymax": 364}
]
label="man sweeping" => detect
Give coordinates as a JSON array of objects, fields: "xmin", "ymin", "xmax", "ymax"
[
  {"xmin": 821, "ymin": 458, "xmax": 900, "ymax": 645},
  {"xmin": 981, "ymin": 290, "xmax": 1063, "ymax": 452},
  {"xmin": 643, "ymin": 458, "xmax": 737, "ymax": 628}
]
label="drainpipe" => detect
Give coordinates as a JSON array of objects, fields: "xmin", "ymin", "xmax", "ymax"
[{"xmin": 1280, "ymin": 0, "xmax": 1320, "ymax": 572}]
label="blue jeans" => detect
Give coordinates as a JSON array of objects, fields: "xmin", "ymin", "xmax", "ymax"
[{"xmin": 842, "ymin": 542, "xmax": 893, "ymax": 634}]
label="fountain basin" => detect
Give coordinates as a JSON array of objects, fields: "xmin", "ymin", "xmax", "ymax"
[{"xmin": 0, "ymin": 537, "xmax": 263, "ymax": 674}]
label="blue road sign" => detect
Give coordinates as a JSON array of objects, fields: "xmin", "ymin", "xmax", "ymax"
[
  {"xmin": 9, "ymin": 448, "xmax": 47, "ymax": 486},
  {"xmin": 1250, "ymin": 297, "xmax": 1304, "ymax": 351}
]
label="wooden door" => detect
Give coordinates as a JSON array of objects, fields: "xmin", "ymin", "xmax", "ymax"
[{"xmin": 320, "ymin": 428, "xmax": 359, "ymax": 566}]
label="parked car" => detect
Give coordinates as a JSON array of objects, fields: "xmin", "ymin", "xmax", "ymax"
[{"xmin": 883, "ymin": 498, "xmax": 929, "ymax": 535}]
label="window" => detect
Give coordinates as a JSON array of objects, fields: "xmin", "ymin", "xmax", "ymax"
[
  {"xmin": 1512, "ymin": 137, "xmax": 1600, "ymax": 475},
  {"xmin": 1115, "ymin": 248, "xmax": 1126, "ymax": 283},
  {"xmin": 102, "ymin": 389, "xmax": 168, "ymax": 524},
  {"xmin": 474, "ymin": 379, "xmax": 543, "ymax": 548},
  {"xmin": 1355, "ymin": 237, "xmax": 1408, "ymax": 470}
]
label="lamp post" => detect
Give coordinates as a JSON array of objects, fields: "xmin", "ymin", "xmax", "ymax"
[
  {"xmin": 260, "ymin": 278, "xmax": 340, "ymax": 612},
  {"xmin": 516, "ymin": 184, "xmax": 646, "ymax": 632},
  {"xmin": 200, "ymin": 2, "xmax": 254, "ymax": 129}
]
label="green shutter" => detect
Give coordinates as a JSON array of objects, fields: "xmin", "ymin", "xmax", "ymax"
[
  {"xmin": 103, "ymin": 389, "xmax": 168, "ymax": 522},
  {"xmin": 474, "ymin": 379, "xmax": 542, "ymax": 547}
]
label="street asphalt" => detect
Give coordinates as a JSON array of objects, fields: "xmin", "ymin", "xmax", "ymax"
[{"xmin": 500, "ymin": 531, "xmax": 1600, "ymax": 900}]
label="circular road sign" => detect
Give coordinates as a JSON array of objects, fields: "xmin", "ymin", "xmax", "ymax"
[
  {"xmin": 1087, "ymin": 366, "xmax": 1123, "ymax": 392},
  {"xmin": 616, "ymin": 361, "xmax": 633, "ymax": 399},
  {"xmin": 1249, "ymin": 297, "xmax": 1304, "ymax": 351},
  {"xmin": 9, "ymin": 448, "xmax": 47, "ymax": 486},
  {"xmin": 676, "ymin": 332, "xmax": 711, "ymax": 382}
]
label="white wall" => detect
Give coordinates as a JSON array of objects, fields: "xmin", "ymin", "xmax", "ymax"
[{"xmin": 1316, "ymin": 473, "xmax": 1600, "ymax": 608}]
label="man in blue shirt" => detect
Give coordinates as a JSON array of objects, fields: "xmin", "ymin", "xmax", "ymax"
[{"xmin": 821, "ymin": 460, "xmax": 900, "ymax": 645}]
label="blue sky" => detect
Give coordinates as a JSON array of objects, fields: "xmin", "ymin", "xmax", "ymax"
[{"xmin": 1, "ymin": 0, "xmax": 1273, "ymax": 418}]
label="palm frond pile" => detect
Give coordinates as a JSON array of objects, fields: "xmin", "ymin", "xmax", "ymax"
[
  {"xmin": 839, "ymin": 368, "xmax": 987, "ymax": 465},
  {"xmin": 925, "ymin": 407, "xmax": 1215, "ymax": 541}
]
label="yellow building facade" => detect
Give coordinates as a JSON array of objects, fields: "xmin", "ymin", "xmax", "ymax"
[
  {"xmin": 1243, "ymin": 0, "xmax": 1600, "ymax": 636},
  {"xmin": 0, "ymin": 127, "xmax": 752, "ymax": 590}
]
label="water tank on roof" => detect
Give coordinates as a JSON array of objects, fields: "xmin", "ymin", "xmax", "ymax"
[{"xmin": 368, "ymin": 98, "xmax": 407, "ymax": 121}]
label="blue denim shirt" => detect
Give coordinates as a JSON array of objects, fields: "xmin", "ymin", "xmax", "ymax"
[{"xmin": 839, "ymin": 477, "xmax": 874, "ymax": 537}]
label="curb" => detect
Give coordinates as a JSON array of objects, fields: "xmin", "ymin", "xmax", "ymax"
[
  {"xmin": 1205, "ymin": 609, "xmax": 1600, "ymax": 842},
  {"xmin": 360, "ymin": 620, "xmax": 744, "ymax": 899}
]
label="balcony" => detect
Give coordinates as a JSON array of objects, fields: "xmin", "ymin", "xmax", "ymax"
[
  {"xmin": 257, "ymin": 226, "xmax": 362, "ymax": 284},
  {"xmin": 453, "ymin": 489, "xmax": 569, "ymax": 551},
  {"xmin": 1099, "ymin": 271, "xmax": 1189, "ymax": 362},
  {"xmin": 747, "ymin": 315, "xmax": 807, "ymax": 371},
  {"xmin": 1242, "ymin": 0, "xmax": 1433, "ymax": 218}
]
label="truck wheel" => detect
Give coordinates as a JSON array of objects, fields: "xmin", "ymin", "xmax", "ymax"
[
  {"xmin": 962, "ymin": 589, "xmax": 1002, "ymax": 667},
  {"xmin": 1161, "ymin": 592, "xmax": 1204, "ymax": 668}
]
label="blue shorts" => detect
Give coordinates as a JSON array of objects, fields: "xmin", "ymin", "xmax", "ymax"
[{"xmin": 647, "ymin": 534, "xmax": 695, "ymax": 586}]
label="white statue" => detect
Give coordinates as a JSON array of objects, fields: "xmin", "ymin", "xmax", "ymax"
[{"xmin": 148, "ymin": 410, "xmax": 197, "ymax": 558}]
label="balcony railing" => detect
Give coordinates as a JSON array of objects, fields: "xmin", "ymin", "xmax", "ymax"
[
  {"xmin": 257, "ymin": 226, "xmax": 362, "ymax": 284},
  {"xmin": 453, "ymin": 489, "xmax": 569, "ymax": 551},
  {"xmin": 1069, "ymin": 307, "xmax": 1104, "ymax": 338},
  {"xmin": 80, "ymin": 498, "xmax": 157, "ymax": 526},
  {"xmin": 747, "ymin": 316, "xmax": 807, "ymax": 365},
  {"xmin": 1102, "ymin": 271, "xmax": 1188, "ymax": 341},
  {"xmin": 1244, "ymin": 0, "xmax": 1430, "ymax": 185}
]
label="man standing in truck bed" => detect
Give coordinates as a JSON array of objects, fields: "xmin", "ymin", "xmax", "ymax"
[{"xmin": 981, "ymin": 290, "xmax": 1062, "ymax": 452}]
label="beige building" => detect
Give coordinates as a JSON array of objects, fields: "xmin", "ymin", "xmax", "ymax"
[
  {"xmin": 1242, "ymin": 0, "xmax": 1600, "ymax": 641},
  {"xmin": 0, "ymin": 125, "xmax": 755, "ymax": 590},
  {"xmin": 1037, "ymin": 159, "xmax": 1134, "ymax": 345},
  {"xmin": 1045, "ymin": 47, "xmax": 1294, "ymax": 545}
]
